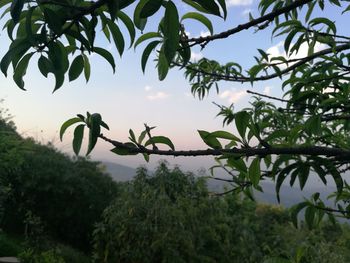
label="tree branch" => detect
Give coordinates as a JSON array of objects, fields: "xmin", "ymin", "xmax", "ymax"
[
  {"xmin": 184, "ymin": 43, "xmax": 350, "ymax": 83},
  {"xmin": 37, "ymin": 0, "xmax": 108, "ymax": 50},
  {"xmin": 99, "ymin": 134, "xmax": 350, "ymax": 159},
  {"xmin": 184, "ymin": 0, "xmax": 313, "ymax": 46}
]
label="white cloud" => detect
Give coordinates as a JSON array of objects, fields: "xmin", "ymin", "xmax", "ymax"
[
  {"xmin": 267, "ymin": 41, "xmax": 327, "ymax": 60},
  {"xmin": 200, "ymin": 30, "xmax": 210, "ymax": 38},
  {"xmin": 263, "ymin": 86, "xmax": 271, "ymax": 95},
  {"xmin": 266, "ymin": 41, "xmax": 327, "ymax": 69},
  {"xmin": 147, "ymin": 92, "xmax": 170, "ymax": 101},
  {"xmin": 191, "ymin": 51, "xmax": 203, "ymax": 62},
  {"xmin": 219, "ymin": 89, "xmax": 247, "ymax": 103},
  {"xmin": 226, "ymin": 0, "xmax": 253, "ymax": 7},
  {"xmin": 144, "ymin": 85, "xmax": 152, "ymax": 92}
]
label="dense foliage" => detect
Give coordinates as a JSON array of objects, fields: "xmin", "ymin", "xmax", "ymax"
[
  {"xmin": 1, "ymin": 0, "xmax": 350, "ymax": 222},
  {"xmin": 1, "ymin": 109, "xmax": 350, "ymax": 262},
  {"xmin": 0, "ymin": 109, "xmax": 119, "ymax": 252},
  {"xmin": 93, "ymin": 162, "xmax": 350, "ymax": 263}
]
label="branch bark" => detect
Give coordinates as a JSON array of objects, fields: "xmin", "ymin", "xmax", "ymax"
[
  {"xmin": 184, "ymin": 0, "xmax": 313, "ymax": 46},
  {"xmin": 100, "ymin": 134, "xmax": 350, "ymax": 159}
]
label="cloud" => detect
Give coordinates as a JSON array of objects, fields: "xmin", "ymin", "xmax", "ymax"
[
  {"xmin": 267, "ymin": 41, "xmax": 327, "ymax": 60},
  {"xmin": 219, "ymin": 89, "xmax": 247, "ymax": 103},
  {"xmin": 263, "ymin": 86, "xmax": 271, "ymax": 95},
  {"xmin": 200, "ymin": 30, "xmax": 210, "ymax": 37},
  {"xmin": 191, "ymin": 51, "xmax": 203, "ymax": 62},
  {"xmin": 147, "ymin": 92, "xmax": 170, "ymax": 101},
  {"xmin": 226, "ymin": 0, "xmax": 253, "ymax": 7},
  {"xmin": 144, "ymin": 85, "xmax": 152, "ymax": 92},
  {"xmin": 266, "ymin": 41, "xmax": 327, "ymax": 69}
]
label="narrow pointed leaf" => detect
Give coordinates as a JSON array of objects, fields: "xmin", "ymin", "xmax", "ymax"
[
  {"xmin": 145, "ymin": 136, "xmax": 175, "ymax": 150},
  {"xmin": 60, "ymin": 117, "xmax": 83, "ymax": 141},
  {"xmin": 73, "ymin": 124, "xmax": 85, "ymax": 155}
]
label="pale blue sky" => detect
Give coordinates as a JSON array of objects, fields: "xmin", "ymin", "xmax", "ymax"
[{"xmin": 0, "ymin": 0, "xmax": 347, "ymax": 170}]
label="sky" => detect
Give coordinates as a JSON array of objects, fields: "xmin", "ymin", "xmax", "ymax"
[{"xmin": 0, "ymin": 0, "xmax": 348, "ymax": 172}]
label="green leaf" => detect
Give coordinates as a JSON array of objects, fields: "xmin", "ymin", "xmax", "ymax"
[
  {"xmin": 227, "ymin": 157, "xmax": 247, "ymax": 173},
  {"xmin": 305, "ymin": 206, "xmax": 316, "ymax": 229},
  {"xmin": 65, "ymin": 29, "xmax": 91, "ymax": 50},
  {"xmin": 304, "ymin": 115, "xmax": 321, "ymax": 136},
  {"xmin": 129, "ymin": 129, "xmax": 136, "ymax": 142},
  {"xmin": 141, "ymin": 40, "xmax": 160, "ymax": 73},
  {"xmin": 309, "ymin": 17, "xmax": 336, "ymax": 35},
  {"xmin": 60, "ymin": 117, "xmax": 83, "ymax": 141},
  {"xmin": 107, "ymin": 0, "xmax": 119, "ymax": 21},
  {"xmin": 43, "ymin": 8, "xmax": 63, "ymax": 33},
  {"xmin": 48, "ymin": 42, "xmax": 69, "ymax": 92},
  {"xmin": 48, "ymin": 42, "xmax": 68, "ymax": 73},
  {"xmin": 38, "ymin": 55, "xmax": 52, "ymax": 77},
  {"xmin": 100, "ymin": 121, "xmax": 110, "ymax": 130},
  {"xmin": 53, "ymin": 73, "xmax": 65, "ymax": 93},
  {"xmin": 135, "ymin": 32, "xmax": 161, "ymax": 48},
  {"xmin": 290, "ymin": 202, "xmax": 308, "ymax": 228},
  {"xmin": 298, "ymin": 164, "xmax": 310, "ymax": 190},
  {"xmin": 13, "ymin": 52, "xmax": 34, "ymax": 90},
  {"xmin": 143, "ymin": 153, "xmax": 150, "ymax": 162},
  {"xmin": 134, "ymin": 0, "xmax": 148, "ymax": 31},
  {"xmin": 181, "ymin": 12, "xmax": 213, "ymax": 35},
  {"xmin": 83, "ymin": 54, "xmax": 91, "ymax": 82},
  {"xmin": 111, "ymin": 143, "xmax": 138, "ymax": 155},
  {"xmin": 107, "ymin": 21, "xmax": 125, "ymax": 56},
  {"xmin": 249, "ymin": 158, "xmax": 261, "ymax": 187},
  {"xmin": 275, "ymin": 162, "xmax": 299, "ymax": 202},
  {"xmin": 1, "ymin": 40, "xmax": 31, "ymax": 77},
  {"xmin": 209, "ymin": 131, "xmax": 240, "ymax": 141},
  {"xmin": 182, "ymin": 0, "xmax": 208, "ymax": 13},
  {"xmin": 138, "ymin": 130, "xmax": 147, "ymax": 144},
  {"xmin": 217, "ymin": 0, "xmax": 227, "ymax": 19},
  {"xmin": 69, "ymin": 55, "xmax": 84, "ymax": 82},
  {"xmin": 235, "ymin": 111, "xmax": 250, "ymax": 140},
  {"xmin": 119, "ymin": 0, "xmax": 137, "ymax": 9},
  {"xmin": 117, "ymin": 11, "xmax": 136, "ymax": 48},
  {"xmin": 145, "ymin": 136, "xmax": 175, "ymax": 150},
  {"xmin": 163, "ymin": 1, "xmax": 179, "ymax": 64},
  {"xmin": 93, "ymin": 47, "xmax": 116, "ymax": 73},
  {"xmin": 10, "ymin": 0, "xmax": 24, "ymax": 24},
  {"xmin": 140, "ymin": 0, "xmax": 163, "ymax": 18},
  {"xmin": 198, "ymin": 130, "xmax": 222, "ymax": 149},
  {"xmin": 257, "ymin": 49, "xmax": 268, "ymax": 61},
  {"xmin": 73, "ymin": 124, "xmax": 85, "ymax": 155},
  {"xmin": 191, "ymin": 0, "xmax": 221, "ymax": 16},
  {"xmin": 157, "ymin": 50, "xmax": 169, "ymax": 81},
  {"xmin": 0, "ymin": 0, "xmax": 11, "ymax": 10},
  {"xmin": 87, "ymin": 113, "xmax": 102, "ymax": 155},
  {"xmin": 25, "ymin": 7, "xmax": 35, "ymax": 40}
]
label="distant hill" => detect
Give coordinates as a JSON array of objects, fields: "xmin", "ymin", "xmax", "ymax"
[
  {"xmin": 100, "ymin": 162, "xmax": 136, "ymax": 182},
  {"xmin": 206, "ymin": 177, "xmax": 336, "ymax": 208}
]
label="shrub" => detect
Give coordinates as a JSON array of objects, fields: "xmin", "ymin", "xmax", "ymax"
[{"xmin": 0, "ymin": 232, "xmax": 22, "ymax": 257}]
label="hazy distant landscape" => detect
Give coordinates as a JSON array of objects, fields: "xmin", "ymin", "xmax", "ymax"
[{"xmin": 102, "ymin": 161, "xmax": 337, "ymax": 208}]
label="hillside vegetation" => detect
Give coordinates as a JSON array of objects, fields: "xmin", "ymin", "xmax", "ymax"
[{"xmin": 1, "ymin": 110, "xmax": 350, "ymax": 262}]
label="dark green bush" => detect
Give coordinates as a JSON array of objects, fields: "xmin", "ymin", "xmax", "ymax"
[{"xmin": 0, "ymin": 232, "xmax": 22, "ymax": 257}]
